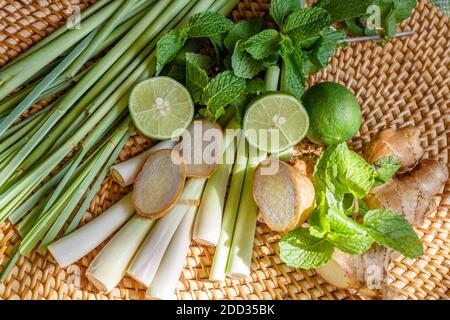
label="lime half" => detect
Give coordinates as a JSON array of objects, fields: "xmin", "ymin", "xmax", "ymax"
[
  {"xmin": 129, "ymin": 77, "xmax": 194, "ymax": 140},
  {"xmin": 243, "ymin": 93, "xmax": 309, "ymax": 153}
]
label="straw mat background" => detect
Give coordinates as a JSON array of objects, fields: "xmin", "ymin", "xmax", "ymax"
[{"xmin": 0, "ymin": 0, "xmax": 448, "ymax": 300}]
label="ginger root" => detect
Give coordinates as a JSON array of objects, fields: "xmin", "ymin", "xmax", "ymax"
[
  {"xmin": 365, "ymin": 159, "xmax": 448, "ymax": 225},
  {"xmin": 365, "ymin": 127, "xmax": 424, "ymax": 173},
  {"xmin": 253, "ymin": 158, "xmax": 315, "ymax": 233}
]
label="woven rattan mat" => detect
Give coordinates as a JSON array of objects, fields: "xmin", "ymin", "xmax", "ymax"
[{"xmin": 0, "ymin": 0, "xmax": 448, "ymax": 300}]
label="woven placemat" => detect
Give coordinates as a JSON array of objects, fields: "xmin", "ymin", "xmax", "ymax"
[{"xmin": 0, "ymin": 0, "xmax": 448, "ymax": 300}]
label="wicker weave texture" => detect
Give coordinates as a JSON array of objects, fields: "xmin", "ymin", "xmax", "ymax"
[{"xmin": 0, "ymin": 0, "xmax": 449, "ymax": 300}]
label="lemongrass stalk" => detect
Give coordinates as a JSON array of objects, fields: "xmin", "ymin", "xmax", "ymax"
[
  {"xmin": 8, "ymin": 165, "xmax": 70, "ymax": 224},
  {"xmin": 47, "ymin": 193, "xmax": 134, "ymax": 268},
  {"xmin": 3, "ymin": 0, "xmax": 115, "ymax": 69},
  {"xmin": 0, "ymin": 106, "xmax": 51, "ymax": 142},
  {"xmin": 193, "ymin": 126, "xmax": 240, "ymax": 247},
  {"xmin": 0, "ymin": 1, "xmax": 123, "ymax": 101},
  {"xmin": 128, "ymin": 178, "xmax": 207, "ymax": 287},
  {"xmin": 264, "ymin": 66, "xmax": 281, "ymax": 91},
  {"xmin": 110, "ymin": 140, "xmax": 178, "ymax": 187},
  {"xmin": 64, "ymin": 1, "xmax": 137, "ymax": 79},
  {"xmin": 20, "ymin": 158, "xmax": 95, "ymax": 257},
  {"xmin": 226, "ymin": 144, "xmax": 267, "ymax": 279},
  {"xmin": 0, "ymin": 33, "xmax": 95, "ymax": 138},
  {"xmin": 17, "ymin": 0, "xmax": 191, "ymax": 173},
  {"xmin": 65, "ymin": 128, "xmax": 131, "ymax": 235},
  {"xmin": 0, "ymin": 244, "xmax": 20, "ymax": 282},
  {"xmin": 146, "ymin": 206, "xmax": 198, "ymax": 300},
  {"xmin": 178, "ymin": 0, "xmax": 215, "ymax": 26},
  {"xmin": 209, "ymin": 132, "xmax": 248, "ymax": 282},
  {"xmin": 273, "ymin": 147, "xmax": 294, "ymax": 162},
  {"xmin": 215, "ymin": 0, "xmax": 240, "ymax": 15},
  {"xmin": 87, "ymin": 215, "xmax": 155, "ymax": 293},
  {"xmin": 17, "ymin": 197, "xmax": 48, "ymax": 237},
  {"xmin": 40, "ymin": 125, "xmax": 131, "ymax": 253}
]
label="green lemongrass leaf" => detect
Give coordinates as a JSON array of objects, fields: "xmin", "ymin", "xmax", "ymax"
[
  {"xmin": 186, "ymin": 53, "xmax": 211, "ymax": 103},
  {"xmin": 270, "ymin": 0, "xmax": 306, "ymax": 27},
  {"xmin": 280, "ymin": 228, "xmax": 334, "ymax": 269},
  {"xmin": 243, "ymin": 29, "xmax": 281, "ymax": 60},
  {"xmin": 283, "ymin": 7, "xmax": 331, "ymax": 41},
  {"xmin": 232, "ymin": 40, "xmax": 265, "ymax": 79},
  {"xmin": 315, "ymin": 0, "xmax": 372, "ymax": 23},
  {"xmin": 223, "ymin": 19, "xmax": 264, "ymax": 52},
  {"xmin": 187, "ymin": 11, "xmax": 234, "ymax": 38},
  {"xmin": 156, "ymin": 29, "xmax": 188, "ymax": 75},
  {"xmin": 202, "ymin": 71, "xmax": 247, "ymax": 122},
  {"xmin": 372, "ymin": 156, "xmax": 401, "ymax": 186},
  {"xmin": 363, "ymin": 209, "xmax": 424, "ymax": 258},
  {"xmin": 310, "ymin": 28, "xmax": 346, "ymax": 68}
]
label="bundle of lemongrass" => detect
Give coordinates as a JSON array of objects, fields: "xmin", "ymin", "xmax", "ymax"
[
  {"xmin": 0, "ymin": 0, "xmax": 241, "ymax": 282},
  {"xmin": 47, "ymin": 66, "xmax": 279, "ymax": 299}
]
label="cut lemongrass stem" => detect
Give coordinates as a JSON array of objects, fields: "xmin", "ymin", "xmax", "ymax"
[
  {"xmin": 110, "ymin": 139, "xmax": 178, "ymax": 187},
  {"xmin": 146, "ymin": 206, "xmax": 198, "ymax": 300},
  {"xmin": 48, "ymin": 193, "xmax": 135, "ymax": 268},
  {"xmin": 193, "ymin": 126, "xmax": 239, "ymax": 247},
  {"xmin": 128, "ymin": 179, "xmax": 206, "ymax": 287},
  {"xmin": 339, "ymin": 31, "xmax": 415, "ymax": 44},
  {"xmin": 264, "ymin": 66, "xmax": 281, "ymax": 91},
  {"xmin": 87, "ymin": 215, "xmax": 155, "ymax": 293},
  {"xmin": 226, "ymin": 145, "xmax": 267, "ymax": 279},
  {"xmin": 209, "ymin": 132, "xmax": 247, "ymax": 282}
]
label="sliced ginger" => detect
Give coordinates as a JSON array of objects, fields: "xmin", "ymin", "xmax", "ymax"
[
  {"xmin": 133, "ymin": 149, "xmax": 186, "ymax": 219},
  {"xmin": 253, "ymin": 158, "xmax": 315, "ymax": 233}
]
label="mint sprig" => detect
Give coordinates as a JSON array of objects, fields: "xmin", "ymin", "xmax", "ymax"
[{"xmin": 280, "ymin": 142, "xmax": 423, "ymax": 269}]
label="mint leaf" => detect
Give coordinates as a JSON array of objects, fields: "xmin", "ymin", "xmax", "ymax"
[
  {"xmin": 245, "ymin": 78, "xmax": 266, "ymax": 95},
  {"xmin": 280, "ymin": 37, "xmax": 307, "ymax": 99},
  {"xmin": 363, "ymin": 209, "xmax": 424, "ymax": 258},
  {"xmin": 310, "ymin": 28, "xmax": 346, "ymax": 68},
  {"xmin": 188, "ymin": 12, "xmax": 234, "ymax": 38},
  {"xmin": 283, "ymin": 8, "xmax": 331, "ymax": 41},
  {"xmin": 185, "ymin": 53, "xmax": 211, "ymax": 103},
  {"xmin": 372, "ymin": 156, "xmax": 400, "ymax": 186},
  {"xmin": 270, "ymin": 0, "xmax": 306, "ymax": 27},
  {"xmin": 313, "ymin": 143, "xmax": 375, "ymax": 199},
  {"xmin": 315, "ymin": 0, "xmax": 372, "ymax": 23},
  {"xmin": 156, "ymin": 30, "xmax": 188, "ymax": 75},
  {"xmin": 392, "ymin": 0, "xmax": 416, "ymax": 22},
  {"xmin": 280, "ymin": 228, "xmax": 334, "ymax": 269},
  {"xmin": 167, "ymin": 62, "xmax": 186, "ymax": 83},
  {"xmin": 224, "ymin": 19, "xmax": 264, "ymax": 52},
  {"xmin": 243, "ymin": 29, "xmax": 281, "ymax": 60},
  {"xmin": 326, "ymin": 232, "xmax": 373, "ymax": 254},
  {"xmin": 202, "ymin": 71, "xmax": 247, "ymax": 122},
  {"xmin": 232, "ymin": 40, "xmax": 264, "ymax": 79}
]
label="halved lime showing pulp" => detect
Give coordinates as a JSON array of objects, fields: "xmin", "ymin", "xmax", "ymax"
[
  {"xmin": 243, "ymin": 93, "xmax": 309, "ymax": 153},
  {"xmin": 129, "ymin": 77, "xmax": 194, "ymax": 140}
]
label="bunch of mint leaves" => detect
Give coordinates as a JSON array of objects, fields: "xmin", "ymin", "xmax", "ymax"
[{"xmin": 279, "ymin": 142, "xmax": 424, "ymax": 270}]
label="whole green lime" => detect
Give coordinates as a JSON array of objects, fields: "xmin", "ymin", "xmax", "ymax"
[{"xmin": 302, "ymin": 82, "xmax": 361, "ymax": 146}]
